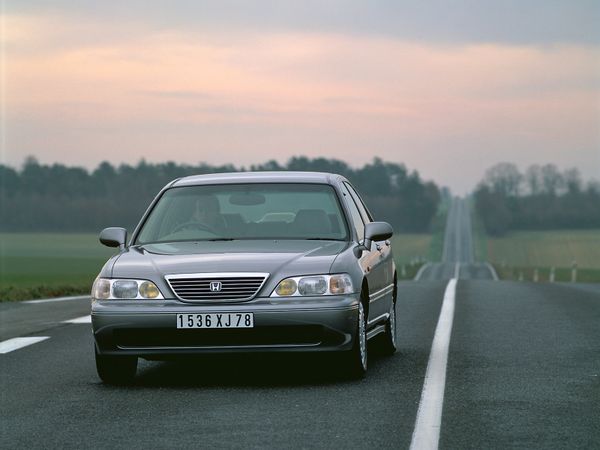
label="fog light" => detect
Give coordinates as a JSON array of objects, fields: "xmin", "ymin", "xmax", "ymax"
[
  {"xmin": 139, "ymin": 281, "xmax": 160, "ymax": 299},
  {"xmin": 275, "ymin": 279, "xmax": 297, "ymax": 296}
]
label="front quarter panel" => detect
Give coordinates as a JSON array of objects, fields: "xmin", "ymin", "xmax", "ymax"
[{"xmin": 97, "ymin": 252, "xmax": 124, "ymax": 279}]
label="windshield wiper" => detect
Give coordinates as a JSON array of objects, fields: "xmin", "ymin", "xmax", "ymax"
[
  {"xmin": 206, "ymin": 238, "xmax": 237, "ymax": 241},
  {"xmin": 304, "ymin": 238, "xmax": 345, "ymax": 241}
]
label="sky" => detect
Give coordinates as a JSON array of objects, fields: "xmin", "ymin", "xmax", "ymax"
[{"xmin": 1, "ymin": 1, "xmax": 599, "ymax": 193}]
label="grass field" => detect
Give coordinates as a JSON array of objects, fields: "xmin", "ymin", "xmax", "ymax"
[
  {"xmin": 472, "ymin": 221, "xmax": 600, "ymax": 282},
  {"xmin": 391, "ymin": 234, "xmax": 432, "ymax": 264},
  {"xmin": 482, "ymin": 229, "xmax": 600, "ymax": 268},
  {"xmin": 391, "ymin": 205, "xmax": 447, "ymax": 279},
  {"xmin": 0, "ymin": 233, "xmax": 115, "ymax": 300},
  {"xmin": 1, "ymin": 222, "xmax": 445, "ymax": 300}
]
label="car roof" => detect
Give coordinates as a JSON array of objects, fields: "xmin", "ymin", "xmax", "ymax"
[{"xmin": 171, "ymin": 171, "xmax": 346, "ymax": 187}]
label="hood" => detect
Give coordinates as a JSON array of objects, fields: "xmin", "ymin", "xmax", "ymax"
[{"xmin": 110, "ymin": 240, "xmax": 350, "ymax": 281}]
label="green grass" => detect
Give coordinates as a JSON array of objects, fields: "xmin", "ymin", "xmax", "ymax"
[
  {"xmin": 391, "ymin": 234, "xmax": 432, "ymax": 265},
  {"xmin": 470, "ymin": 200, "xmax": 488, "ymax": 262},
  {"xmin": 0, "ymin": 233, "xmax": 115, "ymax": 301},
  {"xmin": 391, "ymin": 204, "xmax": 447, "ymax": 279},
  {"xmin": 427, "ymin": 206, "xmax": 447, "ymax": 263},
  {"xmin": 483, "ymin": 229, "xmax": 600, "ymax": 269},
  {"xmin": 472, "ymin": 213, "xmax": 600, "ymax": 282},
  {"xmin": 0, "ymin": 222, "xmax": 447, "ymax": 300}
]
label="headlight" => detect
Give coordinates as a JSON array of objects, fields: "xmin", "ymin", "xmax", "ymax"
[
  {"xmin": 91, "ymin": 278, "xmax": 164, "ymax": 300},
  {"xmin": 271, "ymin": 274, "xmax": 354, "ymax": 297}
]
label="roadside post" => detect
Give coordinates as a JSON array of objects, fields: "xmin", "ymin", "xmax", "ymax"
[
  {"xmin": 571, "ymin": 261, "xmax": 577, "ymax": 283},
  {"xmin": 550, "ymin": 267, "xmax": 555, "ymax": 283},
  {"xmin": 533, "ymin": 268, "xmax": 539, "ymax": 282}
]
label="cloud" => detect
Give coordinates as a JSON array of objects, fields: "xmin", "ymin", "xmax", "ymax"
[
  {"xmin": 2, "ymin": 13, "xmax": 599, "ymax": 192},
  {"xmin": 6, "ymin": 0, "xmax": 600, "ymax": 45}
]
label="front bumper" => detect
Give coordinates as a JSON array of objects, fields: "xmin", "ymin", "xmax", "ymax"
[{"xmin": 92, "ymin": 295, "xmax": 359, "ymax": 357}]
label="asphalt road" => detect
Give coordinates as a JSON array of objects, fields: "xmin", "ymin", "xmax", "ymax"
[{"xmin": 1, "ymin": 199, "xmax": 599, "ymax": 449}]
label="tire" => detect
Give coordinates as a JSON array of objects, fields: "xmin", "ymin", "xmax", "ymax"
[
  {"xmin": 379, "ymin": 299, "xmax": 397, "ymax": 355},
  {"xmin": 341, "ymin": 300, "xmax": 368, "ymax": 378},
  {"xmin": 95, "ymin": 347, "xmax": 137, "ymax": 385}
]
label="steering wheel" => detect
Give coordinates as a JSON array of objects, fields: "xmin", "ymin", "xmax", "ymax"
[{"xmin": 172, "ymin": 221, "xmax": 218, "ymax": 235}]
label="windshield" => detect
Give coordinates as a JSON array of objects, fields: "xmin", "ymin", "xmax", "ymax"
[{"xmin": 135, "ymin": 183, "xmax": 349, "ymax": 244}]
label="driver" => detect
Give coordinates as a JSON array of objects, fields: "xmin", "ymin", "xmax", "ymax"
[{"xmin": 190, "ymin": 194, "xmax": 226, "ymax": 231}]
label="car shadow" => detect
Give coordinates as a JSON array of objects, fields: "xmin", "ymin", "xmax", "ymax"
[{"xmin": 128, "ymin": 342, "xmax": 394, "ymax": 389}]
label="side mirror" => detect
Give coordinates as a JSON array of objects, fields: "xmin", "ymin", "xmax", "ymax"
[
  {"xmin": 363, "ymin": 221, "xmax": 393, "ymax": 250},
  {"xmin": 99, "ymin": 227, "xmax": 127, "ymax": 249}
]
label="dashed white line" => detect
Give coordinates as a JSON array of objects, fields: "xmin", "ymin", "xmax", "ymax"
[
  {"xmin": 415, "ymin": 263, "xmax": 432, "ymax": 281},
  {"xmin": 410, "ymin": 277, "xmax": 458, "ymax": 450},
  {"xmin": 485, "ymin": 262, "xmax": 499, "ymax": 281},
  {"xmin": 22, "ymin": 295, "xmax": 89, "ymax": 304},
  {"xmin": 63, "ymin": 315, "xmax": 91, "ymax": 324},
  {"xmin": 0, "ymin": 336, "xmax": 50, "ymax": 354}
]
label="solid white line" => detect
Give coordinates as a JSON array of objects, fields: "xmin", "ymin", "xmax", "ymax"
[
  {"xmin": 63, "ymin": 315, "xmax": 91, "ymax": 324},
  {"xmin": 414, "ymin": 263, "xmax": 432, "ymax": 281},
  {"xmin": 454, "ymin": 262, "xmax": 460, "ymax": 280},
  {"xmin": 485, "ymin": 262, "xmax": 499, "ymax": 281},
  {"xmin": 0, "ymin": 337, "xmax": 50, "ymax": 354},
  {"xmin": 22, "ymin": 295, "xmax": 89, "ymax": 304},
  {"xmin": 410, "ymin": 278, "xmax": 458, "ymax": 450}
]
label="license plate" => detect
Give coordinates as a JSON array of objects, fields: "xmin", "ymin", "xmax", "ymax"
[{"xmin": 176, "ymin": 313, "xmax": 254, "ymax": 329}]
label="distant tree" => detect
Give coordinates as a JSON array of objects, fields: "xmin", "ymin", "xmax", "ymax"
[
  {"xmin": 0, "ymin": 165, "xmax": 19, "ymax": 195},
  {"xmin": 483, "ymin": 162, "xmax": 522, "ymax": 197},
  {"xmin": 563, "ymin": 168, "xmax": 582, "ymax": 194},
  {"xmin": 525, "ymin": 164, "xmax": 543, "ymax": 195},
  {"xmin": 540, "ymin": 164, "xmax": 563, "ymax": 195},
  {"xmin": 474, "ymin": 162, "xmax": 600, "ymax": 234},
  {"xmin": 0, "ymin": 156, "xmax": 441, "ymax": 233},
  {"xmin": 474, "ymin": 185, "xmax": 511, "ymax": 235}
]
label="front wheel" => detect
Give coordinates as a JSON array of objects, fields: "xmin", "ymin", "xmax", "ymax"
[
  {"xmin": 379, "ymin": 301, "xmax": 397, "ymax": 355},
  {"xmin": 341, "ymin": 301, "xmax": 368, "ymax": 378},
  {"xmin": 95, "ymin": 347, "xmax": 137, "ymax": 385}
]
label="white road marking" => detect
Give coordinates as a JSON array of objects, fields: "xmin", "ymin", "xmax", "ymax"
[
  {"xmin": 22, "ymin": 295, "xmax": 89, "ymax": 304},
  {"xmin": 455, "ymin": 201, "xmax": 462, "ymax": 263},
  {"xmin": 485, "ymin": 262, "xmax": 499, "ymax": 281},
  {"xmin": 414, "ymin": 263, "xmax": 432, "ymax": 281},
  {"xmin": 63, "ymin": 315, "xmax": 91, "ymax": 324},
  {"xmin": 410, "ymin": 277, "xmax": 458, "ymax": 450},
  {"xmin": 0, "ymin": 337, "xmax": 50, "ymax": 354}
]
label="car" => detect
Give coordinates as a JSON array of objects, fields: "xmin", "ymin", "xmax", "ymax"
[{"xmin": 92, "ymin": 171, "xmax": 397, "ymax": 383}]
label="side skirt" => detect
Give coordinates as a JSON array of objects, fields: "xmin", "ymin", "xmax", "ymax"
[{"xmin": 366, "ymin": 324, "xmax": 386, "ymax": 340}]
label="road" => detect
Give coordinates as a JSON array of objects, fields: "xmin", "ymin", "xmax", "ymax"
[{"xmin": 1, "ymin": 199, "xmax": 599, "ymax": 449}]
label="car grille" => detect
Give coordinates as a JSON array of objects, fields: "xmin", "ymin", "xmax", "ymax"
[{"xmin": 166, "ymin": 273, "xmax": 268, "ymax": 301}]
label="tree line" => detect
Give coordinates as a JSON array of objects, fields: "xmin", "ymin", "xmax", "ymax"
[
  {"xmin": 474, "ymin": 162, "xmax": 600, "ymax": 235},
  {"xmin": 0, "ymin": 156, "xmax": 441, "ymax": 234}
]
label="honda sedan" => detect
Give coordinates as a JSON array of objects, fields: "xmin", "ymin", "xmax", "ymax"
[{"xmin": 92, "ymin": 171, "xmax": 397, "ymax": 383}]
